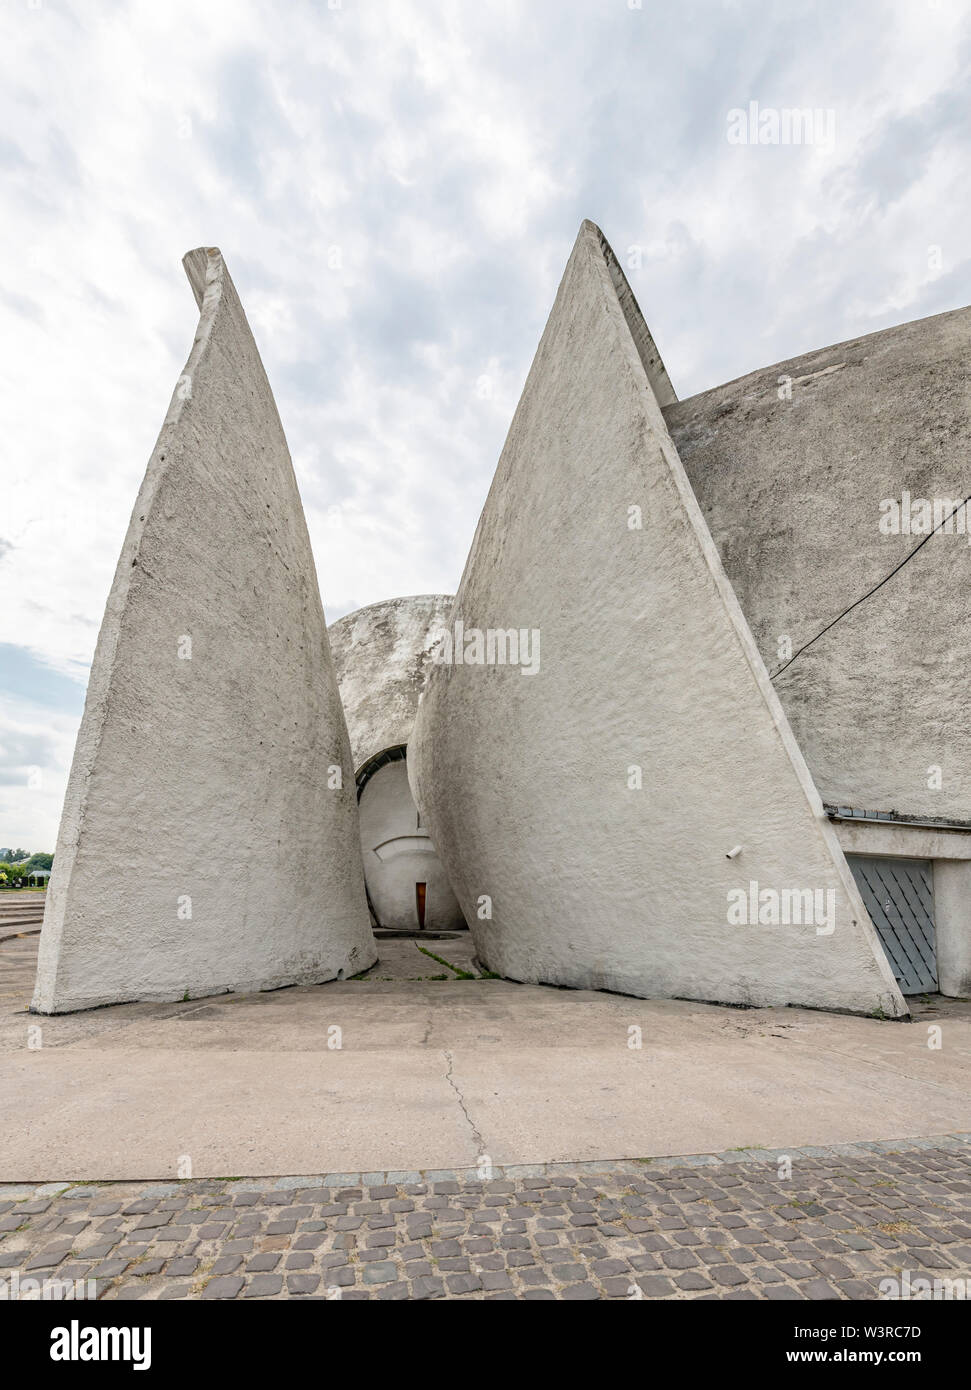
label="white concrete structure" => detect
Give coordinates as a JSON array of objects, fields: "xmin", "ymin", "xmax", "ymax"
[
  {"xmin": 665, "ymin": 305, "xmax": 971, "ymax": 825},
  {"xmin": 33, "ymin": 228, "xmax": 969, "ymax": 1014},
  {"xmin": 409, "ymin": 221, "xmax": 906, "ymax": 1017},
  {"xmin": 329, "ymin": 597, "xmax": 465, "ymax": 932},
  {"xmin": 32, "ymin": 247, "xmax": 376, "ymax": 1013},
  {"xmin": 663, "ymin": 309, "xmax": 971, "ymax": 1001},
  {"xmin": 357, "ymin": 755, "xmax": 464, "ymax": 931},
  {"xmin": 329, "ymin": 595, "xmax": 454, "ymax": 770}
]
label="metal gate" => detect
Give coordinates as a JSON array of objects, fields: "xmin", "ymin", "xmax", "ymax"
[{"xmin": 846, "ymin": 855, "xmax": 937, "ymax": 995}]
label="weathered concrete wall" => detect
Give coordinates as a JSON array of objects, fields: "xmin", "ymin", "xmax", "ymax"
[
  {"xmin": 932, "ymin": 861, "xmax": 971, "ymax": 998},
  {"xmin": 664, "ymin": 306, "xmax": 971, "ymax": 822},
  {"xmin": 32, "ymin": 248, "xmax": 376, "ymax": 1013},
  {"xmin": 329, "ymin": 595, "xmax": 465, "ymax": 931},
  {"xmin": 357, "ymin": 759, "xmax": 464, "ymax": 931},
  {"xmin": 329, "ymin": 596, "xmax": 454, "ymax": 770},
  {"xmin": 409, "ymin": 221, "xmax": 905, "ymax": 1017}
]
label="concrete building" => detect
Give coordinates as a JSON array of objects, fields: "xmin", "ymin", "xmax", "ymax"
[
  {"xmin": 664, "ymin": 312, "xmax": 971, "ymax": 998},
  {"xmin": 410, "ymin": 221, "xmax": 971, "ymax": 1016},
  {"xmin": 329, "ymin": 597, "xmax": 466, "ymax": 932},
  {"xmin": 31, "ymin": 248, "xmax": 376, "ymax": 1013},
  {"xmin": 31, "ymin": 227, "xmax": 971, "ymax": 1015}
]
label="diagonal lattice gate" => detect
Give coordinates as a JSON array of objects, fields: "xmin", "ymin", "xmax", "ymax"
[{"xmin": 845, "ymin": 855, "xmax": 937, "ymax": 995}]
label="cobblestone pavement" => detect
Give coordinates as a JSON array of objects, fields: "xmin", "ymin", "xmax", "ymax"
[{"xmin": 1, "ymin": 1135, "xmax": 970, "ymax": 1300}]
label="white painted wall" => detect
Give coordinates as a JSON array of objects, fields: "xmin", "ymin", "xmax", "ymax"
[
  {"xmin": 934, "ymin": 861, "xmax": 971, "ymax": 998},
  {"xmin": 32, "ymin": 248, "xmax": 376, "ymax": 1013},
  {"xmin": 358, "ymin": 759, "xmax": 464, "ymax": 932}
]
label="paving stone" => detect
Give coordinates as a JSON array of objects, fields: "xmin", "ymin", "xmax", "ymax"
[
  {"xmin": 446, "ymin": 1273, "xmax": 482, "ymax": 1293},
  {"xmin": 287, "ymin": 1274, "xmax": 320, "ymax": 1294},
  {"xmin": 88, "ymin": 1258, "xmax": 129, "ymax": 1278},
  {"xmin": 635, "ymin": 1275, "xmax": 675, "ymax": 1296},
  {"xmin": 247, "ymin": 1254, "xmax": 281, "ymax": 1272},
  {"xmin": 660, "ymin": 1248, "xmax": 698, "ymax": 1269},
  {"xmin": 675, "ymin": 1271, "xmax": 713, "ymax": 1291},
  {"xmin": 412, "ymin": 1276, "xmax": 445, "ymax": 1299},
  {"xmin": 22, "ymin": 1248, "xmax": 69, "ymax": 1271},
  {"xmin": 804, "ymin": 1278, "xmax": 840, "ymax": 1300},
  {"xmin": 203, "ymin": 1276, "xmax": 244, "ymax": 1299},
  {"xmin": 134, "ymin": 1212, "xmax": 171, "ymax": 1230},
  {"xmin": 244, "ymin": 1274, "xmax": 283, "ymax": 1297},
  {"xmin": 3, "ymin": 1140, "xmax": 969, "ymax": 1301}
]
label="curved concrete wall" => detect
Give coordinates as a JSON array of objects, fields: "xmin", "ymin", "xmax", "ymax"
[
  {"xmin": 329, "ymin": 595, "xmax": 454, "ymax": 769},
  {"xmin": 409, "ymin": 220, "xmax": 905, "ymax": 1018},
  {"xmin": 664, "ymin": 307, "xmax": 971, "ymax": 822},
  {"xmin": 358, "ymin": 759, "xmax": 464, "ymax": 931},
  {"xmin": 32, "ymin": 247, "xmax": 376, "ymax": 1013},
  {"xmin": 329, "ymin": 595, "xmax": 465, "ymax": 931}
]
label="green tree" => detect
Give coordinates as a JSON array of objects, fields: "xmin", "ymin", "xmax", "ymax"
[{"xmin": 25, "ymin": 852, "xmax": 53, "ymax": 871}]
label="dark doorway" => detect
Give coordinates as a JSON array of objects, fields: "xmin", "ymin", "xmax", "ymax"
[
  {"xmin": 415, "ymin": 882, "xmax": 427, "ymax": 929},
  {"xmin": 846, "ymin": 854, "xmax": 937, "ymax": 994}
]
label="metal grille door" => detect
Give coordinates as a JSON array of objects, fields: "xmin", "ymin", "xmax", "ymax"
[{"xmin": 846, "ymin": 855, "xmax": 937, "ymax": 994}]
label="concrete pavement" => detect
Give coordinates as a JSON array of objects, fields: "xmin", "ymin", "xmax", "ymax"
[{"xmin": 2, "ymin": 933, "xmax": 970, "ymax": 1182}]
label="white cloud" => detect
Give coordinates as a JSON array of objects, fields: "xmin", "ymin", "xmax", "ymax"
[
  {"xmin": 0, "ymin": 0, "xmax": 969, "ymax": 844},
  {"xmin": 0, "ymin": 696, "xmax": 79, "ymax": 851}
]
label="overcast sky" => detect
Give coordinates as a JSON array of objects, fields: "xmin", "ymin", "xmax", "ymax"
[{"xmin": 1, "ymin": 0, "xmax": 970, "ymax": 849}]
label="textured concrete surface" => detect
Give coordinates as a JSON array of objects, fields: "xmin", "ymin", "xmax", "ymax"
[
  {"xmin": 329, "ymin": 594, "xmax": 453, "ymax": 770},
  {"xmin": 665, "ymin": 304, "xmax": 971, "ymax": 822},
  {"xmin": 3, "ymin": 935, "xmax": 968, "ymax": 1182},
  {"xmin": 329, "ymin": 594, "xmax": 464, "ymax": 931},
  {"xmin": 3, "ymin": 1138, "xmax": 971, "ymax": 1301},
  {"xmin": 410, "ymin": 220, "xmax": 904, "ymax": 1017},
  {"xmin": 32, "ymin": 248, "xmax": 375, "ymax": 1013}
]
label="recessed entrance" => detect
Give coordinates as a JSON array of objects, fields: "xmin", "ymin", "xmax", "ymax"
[{"xmin": 355, "ymin": 746, "xmax": 466, "ymax": 934}]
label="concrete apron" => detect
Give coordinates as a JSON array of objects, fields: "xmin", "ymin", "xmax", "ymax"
[{"xmin": 2, "ymin": 973, "xmax": 971, "ymax": 1182}]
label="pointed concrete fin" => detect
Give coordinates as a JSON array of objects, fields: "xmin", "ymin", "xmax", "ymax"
[
  {"xmin": 182, "ymin": 246, "xmax": 218, "ymax": 308},
  {"xmin": 409, "ymin": 221, "xmax": 905, "ymax": 1018},
  {"xmin": 32, "ymin": 250, "xmax": 376, "ymax": 1013},
  {"xmin": 583, "ymin": 220, "xmax": 678, "ymax": 406}
]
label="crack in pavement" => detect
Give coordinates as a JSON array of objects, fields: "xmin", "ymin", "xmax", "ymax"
[{"xmin": 443, "ymin": 1048, "xmax": 486, "ymax": 1158}]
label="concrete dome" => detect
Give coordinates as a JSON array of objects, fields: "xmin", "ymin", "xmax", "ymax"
[
  {"xmin": 329, "ymin": 594, "xmax": 453, "ymax": 772},
  {"xmin": 329, "ymin": 595, "xmax": 465, "ymax": 933}
]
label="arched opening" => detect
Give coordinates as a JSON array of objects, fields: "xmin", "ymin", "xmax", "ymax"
[{"xmin": 356, "ymin": 746, "xmax": 466, "ymax": 933}]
